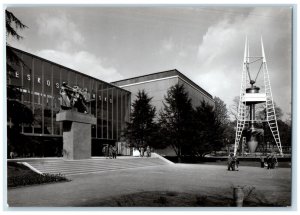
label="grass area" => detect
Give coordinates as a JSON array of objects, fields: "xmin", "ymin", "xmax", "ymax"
[
  {"xmin": 80, "ymin": 190, "xmax": 288, "ymax": 207},
  {"xmin": 7, "ymin": 162, "xmax": 69, "ymax": 188}
]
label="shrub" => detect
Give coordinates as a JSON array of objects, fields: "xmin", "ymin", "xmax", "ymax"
[{"xmin": 8, "ymin": 172, "xmax": 69, "ymax": 187}]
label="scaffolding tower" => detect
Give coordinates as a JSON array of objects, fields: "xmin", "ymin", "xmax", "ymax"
[{"xmin": 233, "ymin": 37, "xmax": 283, "ymax": 157}]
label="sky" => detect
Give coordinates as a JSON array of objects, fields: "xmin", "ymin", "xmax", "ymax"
[{"xmin": 6, "ymin": 6, "xmax": 293, "ymax": 119}]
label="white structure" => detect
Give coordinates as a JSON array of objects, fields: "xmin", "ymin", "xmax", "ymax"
[{"xmin": 234, "ymin": 37, "xmax": 283, "ymax": 157}]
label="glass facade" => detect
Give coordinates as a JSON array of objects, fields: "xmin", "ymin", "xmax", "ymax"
[{"xmin": 7, "ymin": 48, "xmax": 130, "ymax": 143}]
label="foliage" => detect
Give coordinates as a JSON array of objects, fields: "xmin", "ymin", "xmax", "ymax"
[
  {"xmin": 191, "ymin": 101, "xmax": 225, "ymax": 157},
  {"xmin": 124, "ymin": 90, "xmax": 157, "ymax": 148},
  {"xmin": 8, "ymin": 173, "xmax": 68, "ymax": 187},
  {"xmin": 214, "ymin": 96, "xmax": 230, "ymax": 126},
  {"xmin": 7, "ymin": 163, "xmax": 68, "ymax": 187},
  {"xmin": 6, "ymin": 10, "xmax": 27, "ymax": 73},
  {"xmin": 158, "ymin": 84, "xmax": 194, "ymax": 161},
  {"xmin": 6, "ymin": 10, "xmax": 34, "ymax": 157}
]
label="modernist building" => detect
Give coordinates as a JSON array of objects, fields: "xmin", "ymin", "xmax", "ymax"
[
  {"xmin": 7, "ymin": 47, "xmax": 130, "ymax": 156},
  {"xmin": 112, "ymin": 69, "xmax": 215, "ymax": 112},
  {"xmin": 112, "ymin": 70, "xmax": 215, "ymax": 156},
  {"xmin": 7, "ymin": 48, "xmax": 214, "ymax": 157}
]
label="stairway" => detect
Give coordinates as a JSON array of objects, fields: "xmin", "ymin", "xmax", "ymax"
[{"xmin": 22, "ymin": 157, "xmax": 170, "ymax": 176}]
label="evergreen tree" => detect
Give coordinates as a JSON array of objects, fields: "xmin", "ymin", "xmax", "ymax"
[
  {"xmin": 6, "ymin": 10, "xmax": 33, "ymax": 158},
  {"xmin": 6, "ymin": 10, "xmax": 27, "ymax": 74},
  {"xmin": 124, "ymin": 90, "xmax": 157, "ymax": 148},
  {"xmin": 192, "ymin": 101, "xmax": 225, "ymax": 158},
  {"xmin": 158, "ymin": 84, "xmax": 194, "ymax": 162}
]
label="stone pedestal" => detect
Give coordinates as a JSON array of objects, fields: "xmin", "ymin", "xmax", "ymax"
[{"xmin": 56, "ymin": 111, "xmax": 96, "ymax": 160}]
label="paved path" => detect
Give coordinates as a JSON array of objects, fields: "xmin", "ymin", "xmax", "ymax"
[{"xmin": 7, "ymin": 164, "xmax": 291, "ymax": 207}]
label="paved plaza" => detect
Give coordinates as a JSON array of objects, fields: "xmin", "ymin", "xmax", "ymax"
[{"xmin": 7, "ymin": 163, "xmax": 291, "ymax": 207}]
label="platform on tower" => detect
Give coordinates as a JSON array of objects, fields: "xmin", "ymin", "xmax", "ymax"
[{"xmin": 242, "ymin": 93, "xmax": 266, "ymax": 104}]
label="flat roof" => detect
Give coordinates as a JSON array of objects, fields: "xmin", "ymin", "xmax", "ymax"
[
  {"xmin": 112, "ymin": 69, "xmax": 213, "ymax": 99},
  {"xmin": 8, "ymin": 46, "xmax": 130, "ymax": 94}
]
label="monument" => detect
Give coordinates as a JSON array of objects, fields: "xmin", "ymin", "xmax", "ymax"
[{"xmin": 56, "ymin": 82, "xmax": 96, "ymax": 160}]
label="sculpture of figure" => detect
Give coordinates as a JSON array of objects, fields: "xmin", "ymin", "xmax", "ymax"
[{"xmin": 59, "ymin": 82, "xmax": 90, "ymax": 114}]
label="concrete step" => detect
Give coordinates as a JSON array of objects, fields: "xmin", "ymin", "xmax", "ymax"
[{"xmin": 23, "ymin": 157, "xmax": 169, "ymax": 176}]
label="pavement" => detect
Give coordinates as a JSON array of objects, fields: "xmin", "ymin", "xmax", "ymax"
[{"xmin": 6, "ymin": 163, "xmax": 291, "ymax": 207}]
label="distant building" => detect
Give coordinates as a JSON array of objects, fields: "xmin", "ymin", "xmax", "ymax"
[
  {"xmin": 112, "ymin": 69, "xmax": 215, "ymax": 156},
  {"xmin": 112, "ymin": 69, "xmax": 214, "ymax": 112}
]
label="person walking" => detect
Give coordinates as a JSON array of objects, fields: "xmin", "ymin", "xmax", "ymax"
[
  {"xmin": 102, "ymin": 145, "xmax": 109, "ymax": 159},
  {"xmin": 108, "ymin": 145, "xmax": 113, "ymax": 159},
  {"xmin": 235, "ymin": 156, "xmax": 239, "ymax": 171},
  {"xmin": 260, "ymin": 156, "xmax": 265, "ymax": 168},
  {"xmin": 140, "ymin": 146, "xmax": 145, "ymax": 157},
  {"xmin": 271, "ymin": 153, "xmax": 278, "ymax": 169},
  {"xmin": 266, "ymin": 154, "xmax": 272, "ymax": 169},
  {"xmin": 146, "ymin": 146, "xmax": 151, "ymax": 157},
  {"xmin": 112, "ymin": 145, "xmax": 117, "ymax": 159},
  {"xmin": 227, "ymin": 153, "xmax": 235, "ymax": 171}
]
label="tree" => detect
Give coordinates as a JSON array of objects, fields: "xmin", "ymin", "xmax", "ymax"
[
  {"xmin": 6, "ymin": 10, "xmax": 33, "ymax": 157},
  {"xmin": 158, "ymin": 84, "xmax": 194, "ymax": 162},
  {"xmin": 229, "ymin": 96, "xmax": 240, "ymax": 121},
  {"xmin": 214, "ymin": 96, "xmax": 235, "ymax": 151},
  {"xmin": 124, "ymin": 90, "xmax": 157, "ymax": 148},
  {"xmin": 6, "ymin": 10, "xmax": 27, "ymax": 74},
  {"xmin": 191, "ymin": 101, "xmax": 225, "ymax": 158}
]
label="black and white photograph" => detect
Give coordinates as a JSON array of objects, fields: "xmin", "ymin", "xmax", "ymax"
[{"xmin": 2, "ymin": 2, "xmax": 295, "ymax": 211}]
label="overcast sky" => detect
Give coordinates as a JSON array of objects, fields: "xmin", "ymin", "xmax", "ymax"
[{"xmin": 7, "ymin": 6, "xmax": 293, "ymax": 119}]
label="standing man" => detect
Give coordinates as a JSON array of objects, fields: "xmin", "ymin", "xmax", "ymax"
[{"xmin": 112, "ymin": 145, "xmax": 117, "ymax": 159}]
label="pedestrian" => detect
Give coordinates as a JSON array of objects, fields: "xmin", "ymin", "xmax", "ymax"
[
  {"xmin": 146, "ymin": 146, "xmax": 151, "ymax": 157},
  {"xmin": 266, "ymin": 154, "xmax": 272, "ymax": 169},
  {"xmin": 102, "ymin": 145, "xmax": 109, "ymax": 159},
  {"xmin": 260, "ymin": 156, "xmax": 265, "ymax": 168},
  {"xmin": 140, "ymin": 146, "xmax": 144, "ymax": 157},
  {"xmin": 271, "ymin": 153, "xmax": 278, "ymax": 169},
  {"xmin": 108, "ymin": 145, "xmax": 113, "ymax": 159},
  {"xmin": 112, "ymin": 145, "xmax": 117, "ymax": 159},
  {"xmin": 235, "ymin": 156, "xmax": 239, "ymax": 171},
  {"xmin": 227, "ymin": 153, "xmax": 235, "ymax": 171}
]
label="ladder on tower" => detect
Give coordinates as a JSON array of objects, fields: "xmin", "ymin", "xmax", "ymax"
[
  {"xmin": 261, "ymin": 39, "xmax": 283, "ymax": 157},
  {"xmin": 233, "ymin": 38, "xmax": 249, "ymax": 156}
]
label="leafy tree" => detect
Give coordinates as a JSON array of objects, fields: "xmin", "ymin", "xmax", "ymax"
[
  {"xmin": 214, "ymin": 96, "xmax": 235, "ymax": 152},
  {"xmin": 214, "ymin": 96, "xmax": 229, "ymax": 126},
  {"xmin": 191, "ymin": 101, "xmax": 225, "ymax": 158},
  {"xmin": 158, "ymin": 84, "xmax": 194, "ymax": 162},
  {"xmin": 124, "ymin": 90, "xmax": 157, "ymax": 148}
]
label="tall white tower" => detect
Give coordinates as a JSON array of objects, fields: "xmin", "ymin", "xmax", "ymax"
[{"xmin": 233, "ymin": 37, "xmax": 283, "ymax": 157}]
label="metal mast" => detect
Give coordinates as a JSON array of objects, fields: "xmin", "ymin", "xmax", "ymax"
[{"xmin": 233, "ymin": 37, "xmax": 283, "ymax": 157}]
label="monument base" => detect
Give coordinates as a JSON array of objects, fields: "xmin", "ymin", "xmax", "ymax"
[{"xmin": 56, "ymin": 111, "xmax": 96, "ymax": 160}]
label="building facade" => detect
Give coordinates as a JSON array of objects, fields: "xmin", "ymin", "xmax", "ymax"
[
  {"xmin": 112, "ymin": 69, "xmax": 215, "ymax": 156},
  {"xmin": 112, "ymin": 69, "xmax": 215, "ymax": 112},
  {"xmin": 7, "ymin": 47, "xmax": 130, "ymax": 156}
]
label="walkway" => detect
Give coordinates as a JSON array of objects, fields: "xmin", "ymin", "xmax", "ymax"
[{"xmin": 7, "ymin": 163, "xmax": 291, "ymax": 207}]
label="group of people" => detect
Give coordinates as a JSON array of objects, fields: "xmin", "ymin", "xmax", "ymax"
[
  {"xmin": 102, "ymin": 145, "xmax": 118, "ymax": 159},
  {"xmin": 260, "ymin": 153, "xmax": 278, "ymax": 169},
  {"xmin": 139, "ymin": 146, "xmax": 151, "ymax": 157},
  {"xmin": 227, "ymin": 153, "xmax": 239, "ymax": 171}
]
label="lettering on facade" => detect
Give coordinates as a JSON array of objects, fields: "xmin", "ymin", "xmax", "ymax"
[
  {"xmin": 27, "ymin": 74, "xmax": 31, "ymax": 81},
  {"xmin": 15, "ymin": 71, "xmax": 19, "ymax": 78},
  {"xmin": 37, "ymin": 77, "xmax": 41, "ymax": 84},
  {"xmin": 47, "ymin": 80, "xmax": 51, "ymax": 86}
]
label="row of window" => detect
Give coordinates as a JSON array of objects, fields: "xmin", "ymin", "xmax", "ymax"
[{"xmin": 8, "ymin": 50, "xmax": 131, "ymax": 141}]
